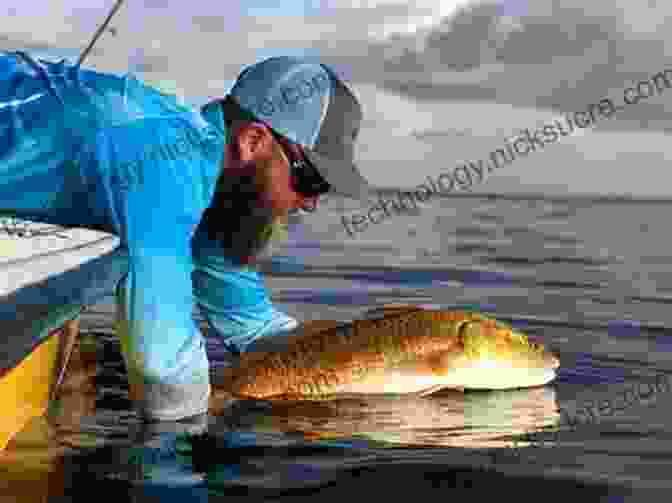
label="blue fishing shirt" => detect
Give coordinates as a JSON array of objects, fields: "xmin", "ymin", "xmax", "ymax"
[{"xmin": 0, "ymin": 51, "xmax": 275, "ymax": 420}]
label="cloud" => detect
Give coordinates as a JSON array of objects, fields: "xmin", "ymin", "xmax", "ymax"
[
  {"xmin": 306, "ymin": 0, "xmax": 672, "ymax": 141},
  {"xmin": 314, "ymin": 0, "xmax": 474, "ymax": 39}
]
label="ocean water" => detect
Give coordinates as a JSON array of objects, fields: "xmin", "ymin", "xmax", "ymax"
[{"xmin": 4, "ymin": 192, "xmax": 672, "ymax": 501}]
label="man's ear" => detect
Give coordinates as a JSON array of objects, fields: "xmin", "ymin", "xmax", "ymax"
[{"xmin": 235, "ymin": 122, "xmax": 275, "ymax": 162}]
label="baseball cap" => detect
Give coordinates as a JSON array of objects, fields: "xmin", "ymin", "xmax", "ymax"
[{"xmin": 224, "ymin": 56, "xmax": 373, "ymax": 201}]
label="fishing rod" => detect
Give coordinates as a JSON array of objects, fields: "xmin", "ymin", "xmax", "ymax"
[{"xmin": 76, "ymin": 0, "xmax": 126, "ymax": 66}]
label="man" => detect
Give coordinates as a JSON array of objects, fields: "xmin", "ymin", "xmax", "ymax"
[{"xmin": 0, "ymin": 52, "xmax": 371, "ymax": 429}]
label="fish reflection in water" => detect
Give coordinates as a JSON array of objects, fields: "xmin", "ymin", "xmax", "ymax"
[{"xmin": 212, "ymin": 386, "xmax": 560, "ymax": 450}]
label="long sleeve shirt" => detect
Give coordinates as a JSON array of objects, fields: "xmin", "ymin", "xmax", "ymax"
[{"xmin": 0, "ymin": 51, "xmax": 253, "ymax": 419}]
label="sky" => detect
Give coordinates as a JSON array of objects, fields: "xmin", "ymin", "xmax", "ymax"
[{"xmin": 2, "ymin": 0, "xmax": 672, "ymax": 197}]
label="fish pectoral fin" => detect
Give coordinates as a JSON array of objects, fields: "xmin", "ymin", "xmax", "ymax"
[{"xmin": 415, "ymin": 384, "xmax": 450, "ymax": 398}]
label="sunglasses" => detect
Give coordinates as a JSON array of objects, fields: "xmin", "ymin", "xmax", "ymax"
[{"xmin": 269, "ymin": 129, "xmax": 332, "ymax": 198}]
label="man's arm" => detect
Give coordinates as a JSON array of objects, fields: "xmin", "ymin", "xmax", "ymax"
[
  {"xmin": 92, "ymin": 117, "xmax": 217, "ymax": 421},
  {"xmin": 191, "ymin": 218, "xmax": 299, "ymax": 356},
  {"xmin": 0, "ymin": 51, "xmax": 192, "ymax": 228},
  {"xmin": 115, "ymin": 236, "xmax": 210, "ymax": 421}
]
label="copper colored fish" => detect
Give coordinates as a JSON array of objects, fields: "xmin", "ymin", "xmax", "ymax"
[{"xmin": 213, "ymin": 306, "xmax": 560, "ymax": 401}]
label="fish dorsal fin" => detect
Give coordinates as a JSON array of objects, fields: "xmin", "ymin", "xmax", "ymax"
[{"xmin": 362, "ymin": 304, "xmax": 425, "ymax": 321}]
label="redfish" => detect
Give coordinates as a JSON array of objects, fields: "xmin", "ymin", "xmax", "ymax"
[{"xmin": 213, "ymin": 306, "xmax": 560, "ymax": 401}]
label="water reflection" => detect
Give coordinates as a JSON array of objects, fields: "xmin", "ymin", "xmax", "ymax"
[
  {"xmin": 0, "ymin": 307, "xmax": 564, "ymax": 501},
  {"xmin": 0, "ymin": 415, "xmax": 70, "ymax": 500},
  {"xmin": 211, "ymin": 385, "xmax": 560, "ymax": 450}
]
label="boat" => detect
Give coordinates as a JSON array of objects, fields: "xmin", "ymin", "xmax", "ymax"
[
  {"xmin": 0, "ymin": 318, "xmax": 80, "ymax": 451},
  {"xmin": 0, "ymin": 225, "xmax": 118, "ymax": 452}
]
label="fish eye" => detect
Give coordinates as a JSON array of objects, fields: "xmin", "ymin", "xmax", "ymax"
[{"xmin": 455, "ymin": 320, "xmax": 472, "ymax": 339}]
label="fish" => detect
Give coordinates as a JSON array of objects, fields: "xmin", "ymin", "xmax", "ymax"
[{"xmin": 212, "ymin": 305, "xmax": 560, "ymax": 401}]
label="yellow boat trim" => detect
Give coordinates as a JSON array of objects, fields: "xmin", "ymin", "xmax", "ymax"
[
  {"xmin": 0, "ymin": 317, "xmax": 80, "ymax": 452},
  {"xmin": 0, "ymin": 334, "xmax": 60, "ymax": 451}
]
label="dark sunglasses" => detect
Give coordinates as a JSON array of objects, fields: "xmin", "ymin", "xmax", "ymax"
[{"xmin": 269, "ymin": 129, "xmax": 332, "ymax": 198}]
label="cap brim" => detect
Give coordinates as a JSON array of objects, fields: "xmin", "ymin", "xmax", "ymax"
[{"xmin": 304, "ymin": 149, "xmax": 375, "ymax": 203}]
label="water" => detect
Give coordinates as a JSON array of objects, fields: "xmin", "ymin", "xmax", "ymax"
[{"xmin": 4, "ymin": 192, "xmax": 672, "ymax": 501}]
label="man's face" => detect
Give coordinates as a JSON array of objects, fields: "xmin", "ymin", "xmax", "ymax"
[
  {"xmin": 208, "ymin": 123, "xmax": 323, "ymax": 264},
  {"xmin": 251, "ymin": 139, "xmax": 319, "ymax": 218},
  {"xmin": 223, "ymin": 125, "xmax": 322, "ymax": 218}
]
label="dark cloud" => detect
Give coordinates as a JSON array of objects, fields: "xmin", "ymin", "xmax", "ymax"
[
  {"xmin": 314, "ymin": 1, "xmax": 672, "ymax": 135},
  {"xmin": 493, "ymin": 4, "xmax": 616, "ymax": 65},
  {"xmin": 422, "ymin": 3, "xmax": 504, "ymax": 71}
]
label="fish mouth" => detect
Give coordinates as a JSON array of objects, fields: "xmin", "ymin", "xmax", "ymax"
[
  {"xmin": 445, "ymin": 319, "xmax": 561, "ymax": 390},
  {"xmin": 530, "ymin": 337, "xmax": 560, "ymax": 370},
  {"xmin": 549, "ymin": 353, "xmax": 560, "ymax": 369}
]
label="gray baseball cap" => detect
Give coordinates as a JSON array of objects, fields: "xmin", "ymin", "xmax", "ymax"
[{"xmin": 225, "ymin": 56, "xmax": 373, "ymax": 201}]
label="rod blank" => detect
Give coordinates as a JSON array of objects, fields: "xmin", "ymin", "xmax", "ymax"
[{"xmin": 76, "ymin": 0, "xmax": 126, "ymax": 66}]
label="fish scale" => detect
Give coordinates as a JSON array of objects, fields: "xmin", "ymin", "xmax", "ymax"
[{"xmin": 215, "ymin": 307, "xmax": 556, "ymax": 400}]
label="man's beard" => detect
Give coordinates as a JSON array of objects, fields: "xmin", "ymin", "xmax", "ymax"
[{"xmin": 202, "ymin": 164, "xmax": 287, "ymax": 265}]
